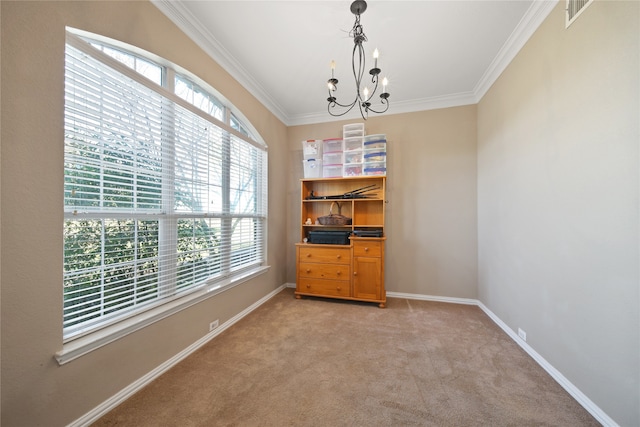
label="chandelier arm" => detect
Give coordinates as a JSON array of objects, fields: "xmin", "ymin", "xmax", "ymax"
[
  {"xmin": 361, "ymin": 99, "xmax": 389, "ymax": 115},
  {"xmin": 328, "ymin": 100, "xmax": 359, "ymax": 117},
  {"xmin": 328, "ymin": 83, "xmax": 360, "ymax": 109},
  {"xmin": 362, "ymin": 74, "xmax": 380, "ymax": 104},
  {"xmin": 352, "ymin": 43, "xmax": 366, "ymax": 100},
  {"xmin": 370, "ymin": 73, "xmax": 380, "ymax": 92},
  {"xmin": 358, "ymin": 102, "xmax": 369, "ymax": 119},
  {"xmin": 332, "ymin": 100, "xmax": 359, "ymax": 109}
]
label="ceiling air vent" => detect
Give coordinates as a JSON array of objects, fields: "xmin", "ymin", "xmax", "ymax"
[{"xmin": 566, "ymin": 0, "xmax": 594, "ymax": 28}]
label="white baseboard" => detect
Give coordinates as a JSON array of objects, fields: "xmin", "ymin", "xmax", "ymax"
[
  {"xmin": 68, "ymin": 284, "xmax": 287, "ymax": 427},
  {"xmin": 476, "ymin": 301, "xmax": 618, "ymax": 427},
  {"xmin": 386, "ymin": 290, "xmax": 477, "ymax": 305},
  {"xmin": 389, "ymin": 289, "xmax": 617, "ymax": 426}
]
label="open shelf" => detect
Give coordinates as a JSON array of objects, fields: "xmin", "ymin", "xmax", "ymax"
[{"xmin": 300, "ymin": 176, "xmax": 385, "ymax": 241}]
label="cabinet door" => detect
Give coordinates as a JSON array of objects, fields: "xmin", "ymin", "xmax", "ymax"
[{"xmin": 352, "ymin": 256, "xmax": 381, "ymax": 300}]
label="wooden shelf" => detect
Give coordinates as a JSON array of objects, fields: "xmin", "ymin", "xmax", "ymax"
[
  {"xmin": 302, "ymin": 198, "xmax": 384, "ymax": 202},
  {"xmin": 302, "ymin": 225, "xmax": 352, "ymax": 229}
]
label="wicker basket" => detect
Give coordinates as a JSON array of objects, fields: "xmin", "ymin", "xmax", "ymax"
[{"xmin": 318, "ymin": 202, "xmax": 352, "ymax": 226}]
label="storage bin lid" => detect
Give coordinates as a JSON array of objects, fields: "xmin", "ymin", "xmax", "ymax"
[
  {"xmin": 364, "ymin": 134, "xmax": 386, "ymax": 142},
  {"xmin": 343, "ymin": 123, "xmax": 365, "ymax": 131},
  {"xmin": 364, "ymin": 139, "xmax": 386, "ymax": 147}
]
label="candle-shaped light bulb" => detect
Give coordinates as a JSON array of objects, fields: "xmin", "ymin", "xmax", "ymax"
[
  {"xmin": 382, "ymin": 77, "xmax": 388, "ymax": 93},
  {"xmin": 373, "ymin": 49, "xmax": 379, "ymax": 68},
  {"xmin": 330, "ymin": 60, "xmax": 336, "ymax": 78},
  {"xmin": 363, "ymin": 87, "xmax": 369, "ymax": 99}
]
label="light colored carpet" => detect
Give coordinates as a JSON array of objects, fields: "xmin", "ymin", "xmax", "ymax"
[{"xmin": 92, "ymin": 288, "xmax": 599, "ymax": 426}]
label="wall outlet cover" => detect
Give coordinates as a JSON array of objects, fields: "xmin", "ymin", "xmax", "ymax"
[{"xmin": 518, "ymin": 328, "xmax": 527, "ymax": 341}]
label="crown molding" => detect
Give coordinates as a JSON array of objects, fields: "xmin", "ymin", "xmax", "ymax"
[
  {"xmin": 287, "ymin": 91, "xmax": 478, "ymax": 126},
  {"xmin": 473, "ymin": 0, "xmax": 559, "ymax": 101},
  {"xmin": 151, "ymin": 0, "xmax": 290, "ymax": 125},
  {"xmin": 153, "ymin": 0, "xmax": 558, "ymax": 127}
]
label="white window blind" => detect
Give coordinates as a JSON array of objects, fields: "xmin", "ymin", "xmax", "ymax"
[{"xmin": 63, "ymin": 35, "xmax": 267, "ymax": 340}]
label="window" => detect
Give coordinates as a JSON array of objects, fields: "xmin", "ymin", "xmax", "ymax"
[
  {"xmin": 87, "ymin": 41, "xmax": 163, "ymax": 85},
  {"xmin": 63, "ymin": 31, "xmax": 267, "ymax": 342},
  {"xmin": 175, "ymin": 74, "xmax": 224, "ymax": 121}
]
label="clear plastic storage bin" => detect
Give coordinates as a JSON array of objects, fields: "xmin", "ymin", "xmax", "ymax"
[
  {"xmin": 301, "ymin": 140, "xmax": 322, "ymax": 159},
  {"xmin": 364, "ymin": 134, "xmax": 386, "ymax": 143},
  {"xmin": 364, "ymin": 144, "xmax": 386, "ymax": 154},
  {"xmin": 364, "ymin": 139, "xmax": 387, "ymax": 151},
  {"xmin": 344, "ymin": 136, "xmax": 364, "ymax": 151},
  {"xmin": 344, "ymin": 150, "xmax": 363, "ymax": 164},
  {"xmin": 343, "ymin": 164, "xmax": 363, "ymax": 177},
  {"xmin": 364, "ymin": 151, "xmax": 387, "ymax": 163},
  {"xmin": 303, "ymin": 159, "xmax": 322, "ymax": 178},
  {"xmin": 322, "ymin": 138, "xmax": 343, "ymax": 153},
  {"xmin": 343, "ymin": 123, "xmax": 365, "ymax": 137},
  {"xmin": 323, "ymin": 152, "xmax": 343, "ymax": 165},
  {"xmin": 364, "ymin": 162, "xmax": 386, "ymax": 176},
  {"xmin": 323, "ymin": 164, "xmax": 343, "ymax": 178}
]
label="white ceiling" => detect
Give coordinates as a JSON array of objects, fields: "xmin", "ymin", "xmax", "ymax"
[{"xmin": 153, "ymin": 0, "xmax": 557, "ymax": 126}]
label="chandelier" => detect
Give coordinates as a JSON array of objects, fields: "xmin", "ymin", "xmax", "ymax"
[{"xmin": 326, "ymin": 0, "xmax": 390, "ymax": 120}]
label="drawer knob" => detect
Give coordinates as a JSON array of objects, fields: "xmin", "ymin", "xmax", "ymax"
[
  {"xmin": 336, "ymin": 271, "xmax": 341, "ymax": 276},
  {"xmin": 336, "ymin": 255, "xmax": 341, "ymax": 259},
  {"xmin": 337, "ymin": 286, "xmax": 341, "ymax": 291},
  {"xmin": 306, "ymin": 284, "xmax": 311, "ymax": 289},
  {"xmin": 306, "ymin": 253, "xmax": 311, "ymax": 258},
  {"xmin": 364, "ymin": 247, "xmax": 369, "ymax": 252},
  {"xmin": 354, "ymin": 272, "xmax": 358, "ymax": 276},
  {"xmin": 306, "ymin": 269, "xmax": 311, "ymax": 273}
]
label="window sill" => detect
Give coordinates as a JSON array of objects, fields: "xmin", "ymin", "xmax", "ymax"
[{"xmin": 55, "ymin": 265, "xmax": 270, "ymax": 365}]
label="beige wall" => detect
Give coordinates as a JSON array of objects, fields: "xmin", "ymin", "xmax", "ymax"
[
  {"xmin": 477, "ymin": 1, "xmax": 639, "ymax": 425},
  {"xmin": 0, "ymin": 1, "xmax": 288, "ymax": 426},
  {"xmin": 287, "ymin": 106, "xmax": 478, "ymax": 300}
]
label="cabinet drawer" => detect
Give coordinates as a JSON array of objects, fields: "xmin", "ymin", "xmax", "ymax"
[
  {"xmin": 299, "ymin": 246, "xmax": 350, "ymax": 264},
  {"xmin": 299, "ymin": 262, "xmax": 349, "ymax": 280},
  {"xmin": 298, "ymin": 278, "xmax": 350, "ymax": 297},
  {"xmin": 353, "ymin": 241, "xmax": 382, "ymax": 257}
]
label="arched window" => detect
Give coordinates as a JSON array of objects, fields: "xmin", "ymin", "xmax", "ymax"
[{"xmin": 62, "ymin": 29, "xmax": 268, "ymax": 343}]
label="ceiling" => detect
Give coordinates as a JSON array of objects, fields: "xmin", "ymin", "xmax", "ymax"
[{"xmin": 152, "ymin": 1, "xmax": 556, "ymax": 126}]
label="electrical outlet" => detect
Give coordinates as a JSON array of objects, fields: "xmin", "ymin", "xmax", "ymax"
[
  {"xmin": 518, "ymin": 328, "xmax": 527, "ymax": 342},
  {"xmin": 209, "ymin": 319, "xmax": 219, "ymax": 331}
]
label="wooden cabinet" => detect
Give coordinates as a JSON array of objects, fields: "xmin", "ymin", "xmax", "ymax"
[
  {"xmin": 352, "ymin": 239, "xmax": 384, "ymax": 303},
  {"xmin": 295, "ymin": 176, "xmax": 386, "ymax": 307}
]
